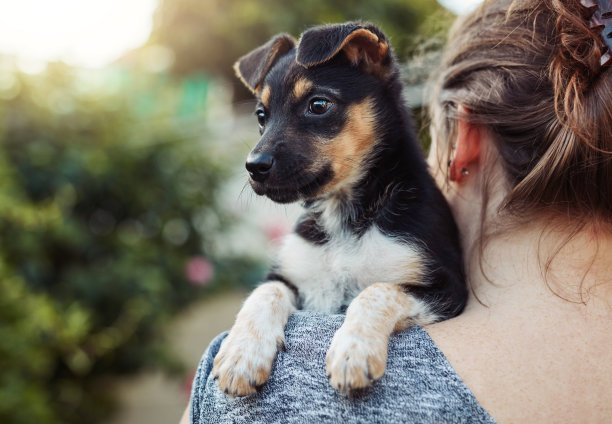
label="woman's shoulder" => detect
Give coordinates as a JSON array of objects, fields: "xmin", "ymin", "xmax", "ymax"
[{"xmin": 189, "ymin": 311, "xmax": 496, "ymax": 424}]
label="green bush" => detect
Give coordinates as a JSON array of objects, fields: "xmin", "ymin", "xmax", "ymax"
[
  {"xmin": 148, "ymin": 0, "xmax": 453, "ymax": 99},
  {"xmin": 0, "ymin": 64, "xmax": 261, "ymax": 424}
]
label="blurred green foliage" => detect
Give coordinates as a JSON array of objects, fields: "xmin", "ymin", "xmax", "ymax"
[
  {"xmin": 0, "ymin": 2, "xmax": 453, "ymax": 423},
  {"xmin": 149, "ymin": 0, "xmax": 452, "ymax": 97},
  {"xmin": 0, "ymin": 64, "xmax": 260, "ymax": 424}
]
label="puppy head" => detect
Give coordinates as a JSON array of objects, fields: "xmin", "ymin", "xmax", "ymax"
[{"xmin": 235, "ymin": 22, "xmax": 395, "ymax": 204}]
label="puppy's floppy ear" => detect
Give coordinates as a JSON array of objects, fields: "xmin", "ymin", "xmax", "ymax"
[
  {"xmin": 296, "ymin": 22, "xmax": 390, "ymax": 69},
  {"xmin": 234, "ymin": 34, "xmax": 297, "ymax": 94}
]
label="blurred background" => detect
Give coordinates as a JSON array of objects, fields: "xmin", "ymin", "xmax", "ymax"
[{"xmin": 0, "ymin": 0, "xmax": 481, "ymax": 423}]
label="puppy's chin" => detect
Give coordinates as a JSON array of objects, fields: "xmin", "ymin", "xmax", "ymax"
[
  {"xmin": 249, "ymin": 165, "xmax": 335, "ymax": 204},
  {"xmin": 265, "ymin": 189, "xmax": 302, "ymax": 204},
  {"xmin": 249, "ymin": 181, "xmax": 305, "ymax": 204}
]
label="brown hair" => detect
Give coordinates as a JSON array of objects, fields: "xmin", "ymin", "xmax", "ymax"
[{"xmin": 429, "ymin": 0, "xmax": 612, "ymax": 225}]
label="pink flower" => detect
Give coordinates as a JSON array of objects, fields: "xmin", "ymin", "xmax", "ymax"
[
  {"xmin": 185, "ymin": 256, "xmax": 214, "ymax": 286},
  {"xmin": 263, "ymin": 220, "xmax": 290, "ymax": 243}
]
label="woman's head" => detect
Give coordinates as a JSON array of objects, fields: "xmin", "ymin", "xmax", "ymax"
[{"xmin": 429, "ymin": 0, "xmax": 612, "ymax": 229}]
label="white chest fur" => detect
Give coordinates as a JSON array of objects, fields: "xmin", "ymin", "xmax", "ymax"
[{"xmin": 275, "ymin": 226, "xmax": 425, "ymax": 313}]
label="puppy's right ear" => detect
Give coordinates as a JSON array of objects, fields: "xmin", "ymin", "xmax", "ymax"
[
  {"xmin": 234, "ymin": 34, "xmax": 296, "ymax": 94},
  {"xmin": 296, "ymin": 22, "xmax": 390, "ymax": 70}
]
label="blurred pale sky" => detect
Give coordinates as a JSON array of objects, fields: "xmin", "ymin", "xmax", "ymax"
[
  {"xmin": 438, "ymin": 0, "xmax": 484, "ymax": 14},
  {"xmin": 0, "ymin": 0, "xmax": 483, "ymax": 71},
  {"xmin": 0, "ymin": 0, "xmax": 158, "ymax": 70}
]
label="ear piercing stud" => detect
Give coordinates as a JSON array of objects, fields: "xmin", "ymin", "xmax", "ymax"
[{"xmin": 448, "ymin": 160, "xmax": 469, "ymax": 176}]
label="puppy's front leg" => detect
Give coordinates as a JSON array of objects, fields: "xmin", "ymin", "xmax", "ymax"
[
  {"xmin": 326, "ymin": 283, "xmax": 437, "ymax": 392},
  {"xmin": 212, "ymin": 281, "xmax": 296, "ymax": 396}
]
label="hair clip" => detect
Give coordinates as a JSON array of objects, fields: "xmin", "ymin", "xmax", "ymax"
[{"xmin": 581, "ymin": 0, "xmax": 612, "ymax": 67}]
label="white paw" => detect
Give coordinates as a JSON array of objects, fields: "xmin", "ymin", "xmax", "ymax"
[
  {"xmin": 212, "ymin": 326, "xmax": 285, "ymax": 397},
  {"xmin": 326, "ymin": 325, "xmax": 388, "ymax": 393}
]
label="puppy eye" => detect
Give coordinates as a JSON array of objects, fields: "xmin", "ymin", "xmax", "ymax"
[
  {"xmin": 255, "ymin": 109, "xmax": 266, "ymax": 127},
  {"xmin": 308, "ymin": 98, "xmax": 332, "ymax": 115}
]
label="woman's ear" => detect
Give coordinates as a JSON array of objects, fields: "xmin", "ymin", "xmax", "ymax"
[{"xmin": 449, "ymin": 105, "xmax": 481, "ymax": 183}]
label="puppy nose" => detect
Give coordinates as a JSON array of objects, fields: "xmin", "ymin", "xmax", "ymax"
[{"xmin": 246, "ymin": 152, "xmax": 275, "ymax": 182}]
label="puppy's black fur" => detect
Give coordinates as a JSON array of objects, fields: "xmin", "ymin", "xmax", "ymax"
[
  {"xmin": 241, "ymin": 22, "xmax": 466, "ymax": 318},
  {"xmin": 214, "ymin": 22, "xmax": 467, "ymax": 397}
]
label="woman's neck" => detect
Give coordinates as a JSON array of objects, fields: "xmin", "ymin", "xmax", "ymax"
[
  {"xmin": 462, "ymin": 218, "xmax": 612, "ymax": 319},
  {"xmin": 426, "ymin": 219, "xmax": 612, "ymax": 424}
]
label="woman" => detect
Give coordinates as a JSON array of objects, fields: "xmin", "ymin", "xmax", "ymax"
[{"xmin": 182, "ymin": 0, "xmax": 612, "ymax": 422}]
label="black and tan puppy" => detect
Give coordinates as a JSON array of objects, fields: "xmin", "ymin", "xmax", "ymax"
[{"xmin": 212, "ymin": 22, "xmax": 467, "ymax": 396}]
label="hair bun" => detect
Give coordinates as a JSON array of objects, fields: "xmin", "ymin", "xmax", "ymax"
[
  {"xmin": 548, "ymin": 0, "xmax": 608, "ymax": 135},
  {"xmin": 550, "ymin": 0, "xmax": 603, "ymax": 80}
]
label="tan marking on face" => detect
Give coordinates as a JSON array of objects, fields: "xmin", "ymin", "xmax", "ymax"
[
  {"xmin": 320, "ymin": 97, "xmax": 378, "ymax": 194},
  {"xmin": 260, "ymin": 85, "xmax": 272, "ymax": 108},
  {"xmin": 292, "ymin": 78, "xmax": 312, "ymax": 100}
]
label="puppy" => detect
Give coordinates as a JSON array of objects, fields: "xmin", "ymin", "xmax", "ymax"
[{"xmin": 212, "ymin": 22, "xmax": 467, "ymax": 396}]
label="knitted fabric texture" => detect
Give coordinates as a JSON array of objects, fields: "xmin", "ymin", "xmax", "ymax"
[{"xmin": 189, "ymin": 311, "xmax": 496, "ymax": 424}]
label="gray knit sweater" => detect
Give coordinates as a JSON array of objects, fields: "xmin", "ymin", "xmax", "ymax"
[{"xmin": 189, "ymin": 311, "xmax": 496, "ymax": 423}]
